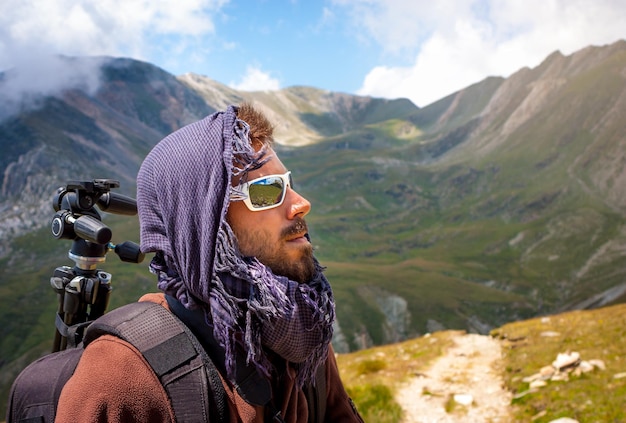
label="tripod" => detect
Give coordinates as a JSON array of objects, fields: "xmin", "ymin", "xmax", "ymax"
[{"xmin": 49, "ymin": 179, "xmax": 144, "ymax": 352}]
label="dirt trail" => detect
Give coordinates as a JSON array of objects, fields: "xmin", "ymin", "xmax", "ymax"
[{"xmin": 396, "ymin": 333, "xmax": 511, "ymax": 423}]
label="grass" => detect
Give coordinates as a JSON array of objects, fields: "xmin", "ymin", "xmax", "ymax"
[
  {"xmin": 347, "ymin": 383, "xmax": 402, "ymax": 423},
  {"xmin": 333, "ymin": 303, "xmax": 626, "ymax": 422},
  {"xmin": 492, "ymin": 303, "xmax": 626, "ymax": 422},
  {"xmin": 336, "ymin": 330, "xmax": 459, "ymax": 422}
]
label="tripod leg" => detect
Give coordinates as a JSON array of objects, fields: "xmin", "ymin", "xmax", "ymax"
[
  {"xmin": 50, "ymin": 274, "xmax": 67, "ymax": 353},
  {"xmin": 89, "ymin": 271, "xmax": 112, "ymax": 321}
]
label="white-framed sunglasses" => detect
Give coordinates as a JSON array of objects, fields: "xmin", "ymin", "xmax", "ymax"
[{"xmin": 231, "ymin": 171, "xmax": 293, "ymax": 211}]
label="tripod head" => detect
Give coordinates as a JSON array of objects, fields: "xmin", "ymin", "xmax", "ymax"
[{"xmin": 50, "ymin": 179, "xmax": 145, "ymax": 351}]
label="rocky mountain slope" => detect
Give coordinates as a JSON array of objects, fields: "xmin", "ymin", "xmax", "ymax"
[
  {"xmin": 1, "ymin": 40, "xmax": 626, "ymax": 362},
  {"xmin": 0, "ymin": 58, "xmax": 214, "ymax": 251}
]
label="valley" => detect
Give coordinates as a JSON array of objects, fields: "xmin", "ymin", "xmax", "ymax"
[{"xmin": 1, "ymin": 40, "xmax": 626, "ymax": 412}]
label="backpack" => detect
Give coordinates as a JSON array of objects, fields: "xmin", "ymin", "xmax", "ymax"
[
  {"xmin": 6, "ymin": 301, "xmax": 227, "ymax": 423},
  {"xmin": 6, "ymin": 301, "xmax": 327, "ymax": 423}
]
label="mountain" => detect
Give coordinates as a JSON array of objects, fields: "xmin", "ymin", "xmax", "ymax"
[
  {"xmin": 1, "ymin": 40, "xmax": 626, "ymax": 407},
  {"xmin": 0, "ymin": 58, "xmax": 214, "ymax": 249}
]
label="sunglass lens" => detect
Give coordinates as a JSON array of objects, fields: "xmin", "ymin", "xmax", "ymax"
[{"xmin": 248, "ymin": 176, "xmax": 285, "ymax": 208}]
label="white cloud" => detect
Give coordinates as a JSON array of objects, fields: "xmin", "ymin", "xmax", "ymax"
[
  {"xmin": 229, "ymin": 66, "xmax": 281, "ymax": 92},
  {"xmin": 2, "ymin": 0, "xmax": 624, "ymax": 112},
  {"xmin": 335, "ymin": 0, "xmax": 626, "ymax": 106},
  {"xmin": 0, "ymin": 55, "xmax": 106, "ymax": 121},
  {"xmin": 0, "ymin": 0, "xmax": 228, "ymax": 66},
  {"xmin": 0, "ymin": 0, "xmax": 229, "ymax": 119},
  {"xmin": 332, "ymin": 0, "xmax": 476, "ymax": 54}
]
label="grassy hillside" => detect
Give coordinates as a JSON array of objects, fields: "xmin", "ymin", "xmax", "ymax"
[
  {"xmin": 336, "ymin": 303, "xmax": 626, "ymax": 422},
  {"xmin": 279, "ymin": 102, "xmax": 626, "ymax": 349},
  {"xmin": 3, "ymin": 44, "xmax": 626, "ymax": 354},
  {"xmin": 2, "ymin": 42, "xmax": 626, "ymax": 417},
  {"xmin": 495, "ymin": 303, "xmax": 626, "ymax": 422}
]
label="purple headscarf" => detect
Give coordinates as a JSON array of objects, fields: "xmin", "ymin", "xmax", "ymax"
[{"xmin": 136, "ymin": 105, "xmax": 335, "ymax": 386}]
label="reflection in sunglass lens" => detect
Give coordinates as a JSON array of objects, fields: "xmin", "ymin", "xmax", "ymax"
[{"xmin": 249, "ymin": 177, "xmax": 285, "ymax": 208}]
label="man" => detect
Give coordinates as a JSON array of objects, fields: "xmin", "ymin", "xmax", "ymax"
[{"xmin": 56, "ymin": 104, "xmax": 363, "ymax": 422}]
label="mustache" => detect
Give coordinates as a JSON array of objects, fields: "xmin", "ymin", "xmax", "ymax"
[{"xmin": 281, "ymin": 217, "xmax": 308, "ymax": 239}]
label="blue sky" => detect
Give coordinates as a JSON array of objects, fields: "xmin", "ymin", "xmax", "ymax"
[
  {"xmin": 1, "ymin": 0, "xmax": 626, "ymax": 109},
  {"xmin": 158, "ymin": 1, "xmax": 380, "ymax": 93}
]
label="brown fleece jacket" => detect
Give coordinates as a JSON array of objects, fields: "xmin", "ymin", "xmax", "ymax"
[{"xmin": 55, "ymin": 293, "xmax": 363, "ymax": 422}]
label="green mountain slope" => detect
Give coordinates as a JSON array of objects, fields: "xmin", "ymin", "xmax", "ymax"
[
  {"xmin": 1, "ymin": 41, "xmax": 626, "ymax": 413},
  {"xmin": 272, "ymin": 40, "xmax": 626, "ymax": 350}
]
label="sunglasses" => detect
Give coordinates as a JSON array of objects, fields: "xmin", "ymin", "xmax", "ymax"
[{"xmin": 232, "ymin": 171, "xmax": 293, "ymax": 211}]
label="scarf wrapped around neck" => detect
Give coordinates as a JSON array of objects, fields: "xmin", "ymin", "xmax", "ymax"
[{"xmin": 136, "ymin": 105, "xmax": 335, "ymax": 386}]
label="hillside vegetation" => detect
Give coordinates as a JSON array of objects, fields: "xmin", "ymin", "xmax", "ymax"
[
  {"xmin": 1, "ymin": 40, "xmax": 626, "ymax": 415},
  {"xmin": 337, "ymin": 303, "xmax": 626, "ymax": 422}
]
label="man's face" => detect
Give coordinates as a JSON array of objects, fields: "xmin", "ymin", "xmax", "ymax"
[{"xmin": 226, "ymin": 150, "xmax": 315, "ymax": 283}]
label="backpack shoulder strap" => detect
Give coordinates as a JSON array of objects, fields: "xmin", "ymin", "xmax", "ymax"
[
  {"xmin": 84, "ymin": 302, "xmax": 228, "ymax": 422},
  {"xmin": 165, "ymin": 296, "xmax": 273, "ymax": 405},
  {"xmin": 166, "ymin": 295, "xmax": 328, "ymax": 423}
]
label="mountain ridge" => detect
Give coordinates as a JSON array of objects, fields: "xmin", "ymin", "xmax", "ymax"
[{"xmin": 1, "ymin": 40, "xmax": 625, "ymax": 362}]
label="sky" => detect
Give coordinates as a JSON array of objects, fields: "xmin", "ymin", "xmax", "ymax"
[{"xmin": 1, "ymin": 0, "xmax": 625, "ymax": 110}]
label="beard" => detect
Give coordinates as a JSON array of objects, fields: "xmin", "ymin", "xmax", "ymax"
[
  {"xmin": 235, "ymin": 217, "xmax": 316, "ymax": 283},
  {"xmin": 263, "ymin": 240, "xmax": 315, "ymax": 283}
]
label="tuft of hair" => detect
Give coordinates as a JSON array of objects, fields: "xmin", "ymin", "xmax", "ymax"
[{"xmin": 237, "ymin": 102, "xmax": 274, "ymax": 149}]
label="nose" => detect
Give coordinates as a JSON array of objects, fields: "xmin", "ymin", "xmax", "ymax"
[{"xmin": 286, "ymin": 187, "xmax": 311, "ymax": 218}]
